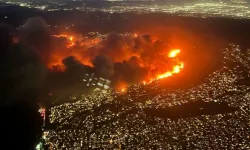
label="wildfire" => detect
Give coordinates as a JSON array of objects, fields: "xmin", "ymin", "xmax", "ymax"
[
  {"xmin": 156, "ymin": 49, "xmax": 184, "ymax": 80},
  {"xmin": 168, "ymin": 49, "xmax": 180, "ymax": 58},
  {"xmin": 119, "ymin": 49, "xmax": 184, "ymax": 90},
  {"xmin": 157, "ymin": 71, "xmax": 173, "ymax": 79},
  {"xmin": 121, "ymin": 88, "xmax": 126, "ymax": 93},
  {"xmin": 50, "ymin": 33, "xmax": 184, "ymax": 92},
  {"xmin": 116, "ymin": 87, "xmax": 127, "ymax": 93},
  {"xmin": 52, "ymin": 34, "xmax": 75, "ymax": 48}
]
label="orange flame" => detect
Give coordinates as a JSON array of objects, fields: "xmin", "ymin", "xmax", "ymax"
[
  {"xmin": 121, "ymin": 88, "xmax": 126, "ymax": 93},
  {"xmin": 156, "ymin": 49, "xmax": 183, "ymax": 80},
  {"xmin": 157, "ymin": 71, "xmax": 173, "ymax": 79},
  {"xmin": 50, "ymin": 34, "xmax": 184, "ymax": 90},
  {"xmin": 168, "ymin": 49, "xmax": 180, "ymax": 58},
  {"xmin": 52, "ymin": 34, "xmax": 75, "ymax": 48}
]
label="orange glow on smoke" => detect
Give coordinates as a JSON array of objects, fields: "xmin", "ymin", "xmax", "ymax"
[
  {"xmin": 49, "ymin": 34, "xmax": 98, "ymax": 70},
  {"xmin": 52, "ymin": 34, "xmax": 75, "ymax": 48},
  {"xmin": 117, "ymin": 83, "xmax": 127, "ymax": 93},
  {"xmin": 69, "ymin": 36, "xmax": 73, "ymax": 41},
  {"xmin": 49, "ymin": 34, "xmax": 184, "ymax": 87},
  {"xmin": 121, "ymin": 88, "xmax": 126, "ymax": 93}
]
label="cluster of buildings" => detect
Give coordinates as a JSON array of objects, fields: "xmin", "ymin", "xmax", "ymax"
[
  {"xmin": 4, "ymin": 1, "xmax": 250, "ymax": 19},
  {"xmin": 44, "ymin": 44, "xmax": 249, "ymax": 149}
]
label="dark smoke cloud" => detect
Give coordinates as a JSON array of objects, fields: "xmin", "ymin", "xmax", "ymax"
[
  {"xmin": 20, "ymin": 17, "xmax": 53, "ymax": 63},
  {"xmin": 98, "ymin": 32, "xmax": 136, "ymax": 62},
  {"xmin": 112, "ymin": 60, "xmax": 150, "ymax": 86},
  {"xmin": 87, "ymin": 32, "xmax": 164, "ymax": 85},
  {"xmin": 92, "ymin": 54, "xmax": 114, "ymax": 78},
  {"xmin": 0, "ymin": 22, "xmax": 45, "ymax": 150},
  {"xmin": 63, "ymin": 56, "xmax": 84, "ymax": 70},
  {"xmin": 1, "ymin": 44, "xmax": 46, "ymax": 106},
  {"xmin": 16, "ymin": 18, "xmax": 172, "ymax": 89},
  {"xmin": 128, "ymin": 56, "xmax": 142, "ymax": 68},
  {"xmin": 0, "ymin": 22, "xmax": 46, "ymax": 106},
  {"xmin": 46, "ymin": 31, "xmax": 169, "ymax": 88},
  {"xmin": 0, "ymin": 23, "xmax": 13, "ymax": 55}
]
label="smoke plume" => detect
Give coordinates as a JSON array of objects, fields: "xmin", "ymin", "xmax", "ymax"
[{"xmin": 17, "ymin": 17, "xmax": 183, "ymax": 89}]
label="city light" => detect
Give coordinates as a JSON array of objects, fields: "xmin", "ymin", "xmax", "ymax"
[{"xmin": 45, "ymin": 44, "xmax": 250, "ymax": 149}]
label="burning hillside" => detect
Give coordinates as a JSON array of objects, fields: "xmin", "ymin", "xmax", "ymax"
[
  {"xmin": 18, "ymin": 17, "xmax": 185, "ymax": 90},
  {"xmin": 49, "ymin": 33, "xmax": 184, "ymax": 87}
]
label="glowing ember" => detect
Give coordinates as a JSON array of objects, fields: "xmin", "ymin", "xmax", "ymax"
[
  {"xmin": 69, "ymin": 36, "xmax": 73, "ymax": 41},
  {"xmin": 119, "ymin": 87, "xmax": 127, "ymax": 93},
  {"xmin": 168, "ymin": 49, "xmax": 180, "ymax": 58}
]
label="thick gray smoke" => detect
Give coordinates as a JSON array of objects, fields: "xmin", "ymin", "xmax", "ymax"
[
  {"xmin": 92, "ymin": 54, "xmax": 114, "ymax": 78},
  {"xmin": 17, "ymin": 17, "xmax": 173, "ymax": 89},
  {"xmin": 0, "ymin": 22, "xmax": 46, "ymax": 106},
  {"xmin": 20, "ymin": 17, "xmax": 53, "ymax": 63}
]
